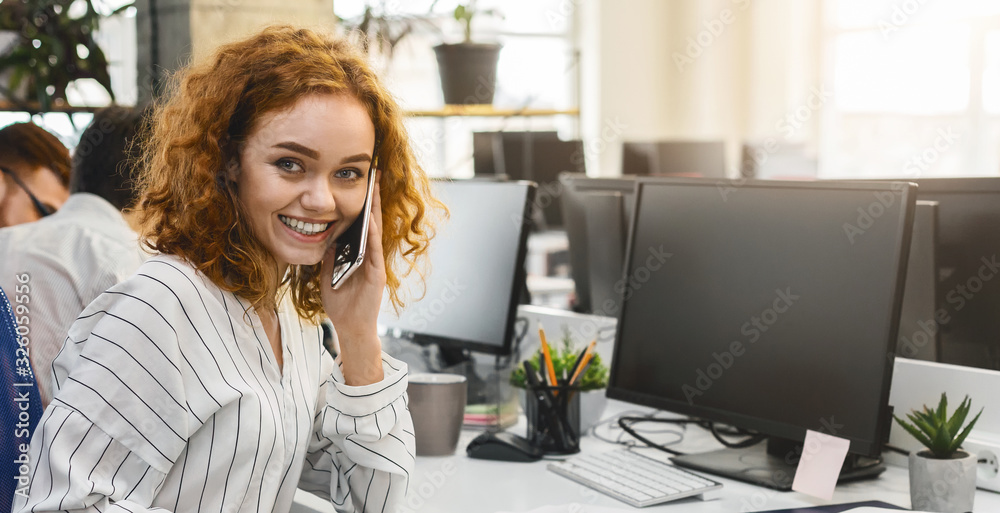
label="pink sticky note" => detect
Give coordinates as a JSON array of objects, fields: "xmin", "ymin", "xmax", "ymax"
[{"xmin": 791, "ymin": 429, "xmax": 851, "ymax": 500}]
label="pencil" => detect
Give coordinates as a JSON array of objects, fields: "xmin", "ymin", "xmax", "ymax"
[
  {"xmin": 569, "ymin": 347, "xmax": 595, "ymax": 386},
  {"xmin": 538, "ymin": 323, "xmax": 559, "ymax": 389},
  {"xmin": 567, "ymin": 339, "xmax": 596, "ymax": 385}
]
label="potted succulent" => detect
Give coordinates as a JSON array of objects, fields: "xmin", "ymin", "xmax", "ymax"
[
  {"xmin": 510, "ymin": 329, "xmax": 609, "ymax": 433},
  {"xmin": 894, "ymin": 393, "xmax": 982, "ymax": 513},
  {"xmin": 432, "ymin": 1, "xmax": 503, "ymax": 105}
]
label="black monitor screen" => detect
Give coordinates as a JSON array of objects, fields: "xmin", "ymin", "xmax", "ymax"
[
  {"xmin": 378, "ymin": 180, "xmax": 535, "ymax": 355},
  {"xmin": 909, "ymin": 178, "xmax": 1000, "ymax": 369},
  {"xmin": 608, "ymin": 179, "xmax": 915, "ymax": 458},
  {"xmin": 558, "ymin": 173, "xmax": 636, "ymax": 314}
]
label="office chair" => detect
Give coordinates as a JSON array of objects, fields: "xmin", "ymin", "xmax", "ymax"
[{"xmin": 1, "ymin": 287, "xmax": 44, "ymax": 513}]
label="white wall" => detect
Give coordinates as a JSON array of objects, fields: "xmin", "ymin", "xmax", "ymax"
[{"xmin": 579, "ymin": 0, "xmax": 824, "ymax": 177}]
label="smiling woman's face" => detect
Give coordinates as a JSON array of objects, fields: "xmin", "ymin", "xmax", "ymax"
[{"xmin": 233, "ymin": 93, "xmax": 376, "ymax": 276}]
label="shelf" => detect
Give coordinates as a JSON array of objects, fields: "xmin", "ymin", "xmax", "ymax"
[
  {"xmin": 0, "ymin": 100, "xmax": 101, "ymax": 114},
  {"xmin": 406, "ymin": 105, "xmax": 579, "ymax": 117}
]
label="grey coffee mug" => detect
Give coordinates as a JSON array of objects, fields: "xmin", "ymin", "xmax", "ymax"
[{"xmin": 407, "ymin": 373, "xmax": 468, "ymax": 456}]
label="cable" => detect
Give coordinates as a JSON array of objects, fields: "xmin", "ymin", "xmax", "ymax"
[
  {"xmin": 883, "ymin": 443, "xmax": 910, "ymax": 456},
  {"xmin": 708, "ymin": 422, "xmax": 767, "ymax": 449},
  {"xmin": 496, "ymin": 316, "xmax": 529, "ymax": 369},
  {"xmin": 590, "ymin": 410, "xmax": 683, "ymax": 447},
  {"xmin": 617, "ymin": 415, "xmax": 699, "ymax": 456}
]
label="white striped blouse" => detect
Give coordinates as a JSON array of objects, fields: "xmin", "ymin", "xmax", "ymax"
[{"xmin": 12, "ymin": 254, "xmax": 415, "ymax": 513}]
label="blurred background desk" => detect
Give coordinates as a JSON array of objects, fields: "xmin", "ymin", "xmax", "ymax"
[{"xmin": 292, "ymin": 399, "xmax": 1000, "ymax": 512}]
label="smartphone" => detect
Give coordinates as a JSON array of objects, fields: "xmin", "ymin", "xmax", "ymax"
[{"xmin": 329, "ymin": 146, "xmax": 379, "ymax": 289}]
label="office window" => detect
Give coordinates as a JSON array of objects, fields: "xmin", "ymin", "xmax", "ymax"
[
  {"xmin": 335, "ymin": 0, "xmax": 580, "ymax": 177},
  {"xmin": 821, "ymin": 0, "xmax": 1000, "ymax": 178}
]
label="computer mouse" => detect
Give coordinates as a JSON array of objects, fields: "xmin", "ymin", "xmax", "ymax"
[{"xmin": 466, "ymin": 431, "xmax": 544, "ymax": 462}]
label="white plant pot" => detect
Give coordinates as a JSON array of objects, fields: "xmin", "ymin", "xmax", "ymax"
[
  {"xmin": 578, "ymin": 389, "xmax": 608, "ymax": 434},
  {"xmin": 908, "ymin": 450, "xmax": 977, "ymax": 513}
]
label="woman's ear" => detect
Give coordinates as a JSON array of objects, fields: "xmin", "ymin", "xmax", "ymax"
[{"xmin": 225, "ymin": 158, "xmax": 240, "ymax": 183}]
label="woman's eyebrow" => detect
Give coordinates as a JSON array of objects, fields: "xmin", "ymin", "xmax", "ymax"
[
  {"xmin": 274, "ymin": 141, "xmax": 319, "ymax": 160},
  {"xmin": 340, "ymin": 153, "xmax": 372, "ymax": 165}
]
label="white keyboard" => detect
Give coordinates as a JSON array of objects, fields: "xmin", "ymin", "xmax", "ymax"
[{"xmin": 547, "ymin": 448, "xmax": 723, "ymax": 508}]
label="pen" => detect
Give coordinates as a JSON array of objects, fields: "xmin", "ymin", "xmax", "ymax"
[{"xmin": 538, "ymin": 323, "xmax": 559, "ymax": 392}]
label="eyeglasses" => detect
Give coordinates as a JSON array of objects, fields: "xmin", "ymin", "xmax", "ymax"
[{"xmin": 0, "ymin": 166, "xmax": 55, "ymax": 218}]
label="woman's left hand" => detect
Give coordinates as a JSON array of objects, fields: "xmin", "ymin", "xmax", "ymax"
[{"xmin": 320, "ymin": 176, "xmax": 386, "ymax": 385}]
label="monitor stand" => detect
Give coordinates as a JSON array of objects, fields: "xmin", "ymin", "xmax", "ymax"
[{"xmin": 669, "ymin": 437, "xmax": 886, "ymax": 490}]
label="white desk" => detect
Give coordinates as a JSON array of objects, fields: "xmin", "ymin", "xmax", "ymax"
[{"xmin": 294, "ymin": 399, "xmax": 1000, "ymax": 512}]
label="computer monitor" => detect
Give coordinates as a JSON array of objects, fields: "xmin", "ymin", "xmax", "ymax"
[
  {"xmin": 621, "ymin": 140, "xmax": 726, "ymax": 178},
  {"xmin": 906, "ymin": 178, "xmax": 1000, "ymax": 370},
  {"xmin": 557, "ymin": 173, "xmax": 636, "ymax": 313},
  {"xmin": 378, "ymin": 180, "xmax": 536, "ymax": 356},
  {"xmin": 473, "ymin": 131, "xmax": 559, "ymax": 177},
  {"xmin": 895, "ymin": 201, "xmax": 938, "ymax": 362},
  {"xmin": 496, "ymin": 133, "xmax": 585, "ymax": 229},
  {"xmin": 608, "ymin": 178, "xmax": 916, "ymax": 489}
]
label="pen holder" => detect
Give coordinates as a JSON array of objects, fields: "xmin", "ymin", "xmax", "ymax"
[{"xmin": 524, "ymin": 385, "xmax": 581, "ymax": 455}]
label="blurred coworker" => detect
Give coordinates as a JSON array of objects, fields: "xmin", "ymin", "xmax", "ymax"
[
  {"xmin": 0, "ymin": 121, "xmax": 72, "ymax": 227},
  {"xmin": 0, "ymin": 106, "xmax": 148, "ymax": 406}
]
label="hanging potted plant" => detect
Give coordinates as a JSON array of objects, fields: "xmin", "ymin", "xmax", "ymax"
[
  {"xmin": 432, "ymin": 1, "xmax": 502, "ymax": 105},
  {"xmin": 894, "ymin": 393, "xmax": 982, "ymax": 513},
  {"xmin": 0, "ymin": 0, "xmax": 119, "ymax": 110},
  {"xmin": 335, "ymin": 0, "xmax": 439, "ymax": 68}
]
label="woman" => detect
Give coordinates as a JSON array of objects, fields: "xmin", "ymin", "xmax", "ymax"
[{"xmin": 14, "ymin": 26, "xmax": 437, "ymax": 513}]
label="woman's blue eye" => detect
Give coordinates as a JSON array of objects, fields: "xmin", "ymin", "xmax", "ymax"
[
  {"xmin": 275, "ymin": 159, "xmax": 303, "ymax": 172},
  {"xmin": 336, "ymin": 168, "xmax": 362, "ymax": 179}
]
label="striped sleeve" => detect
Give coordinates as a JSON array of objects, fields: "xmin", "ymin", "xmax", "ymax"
[
  {"xmin": 12, "ymin": 406, "xmax": 170, "ymax": 513},
  {"xmin": 300, "ymin": 345, "xmax": 415, "ymax": 513},
  {"xmin": 15, "ymin": 263, "xmax": 208, "ymax": 513}
]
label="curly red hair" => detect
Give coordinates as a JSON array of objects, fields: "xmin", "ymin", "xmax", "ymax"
[{"xmin": 137, "ymin": 25, "xmax": 440, "ymax": 320}]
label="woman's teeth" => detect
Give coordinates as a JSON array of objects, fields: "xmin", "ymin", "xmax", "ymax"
[{"xmin": 279, "ymin": 215, "xmax": 330, "ymax": 235}]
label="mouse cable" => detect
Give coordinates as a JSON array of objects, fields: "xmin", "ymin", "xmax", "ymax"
[{"xmin": 707, "ymin": 422, "xmax": 767, "ymax": 449}]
